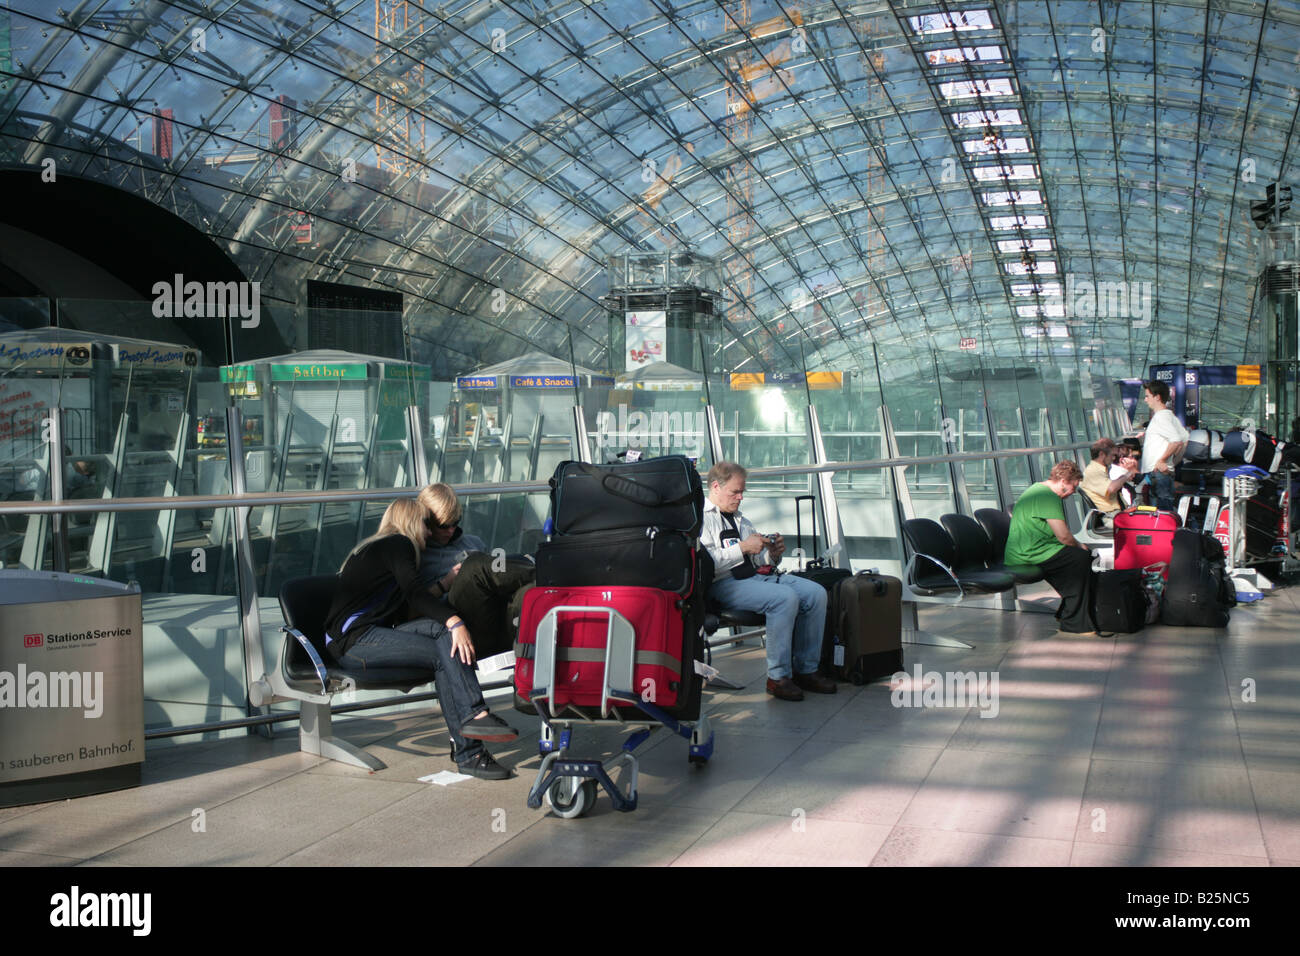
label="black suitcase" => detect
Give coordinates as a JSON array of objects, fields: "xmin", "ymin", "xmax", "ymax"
[
  {"xmin": 1161, "ymin": 529, "xmax": 1234, "ymax": 627},
  {"xmin": 784, "ymin": 494, "xmax": 852, "ymax": 675},
  {"xmin": 1093, "ymin": 569, "xmax": 1147, "ymax": 633},
  {"xmin": 549, "ymin": 456, "xmax": 704, "ymax": 536},
  {"xmin": 831, "ymin": 571, "xmax": 903, "ymax": 683},
  {"xmin": 535, "ymin": 527, "xmax": 699, "ymax": 596}
]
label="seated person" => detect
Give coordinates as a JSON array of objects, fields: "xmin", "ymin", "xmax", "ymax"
[
  {"xmin": 1006, "ymin": 460, "xmax": 1107, "ymax": 636},
  {"xmin": 415, "ymin": 482, "xmax": 534, "ymax": 657},
  {"xmin": 1110, "ymin": 443, "xmax": 1141, "ymax": 508},
  {"xmin": 1081, "ymin": 438, "xmax": 1138, "ymax": 524},
  {"xmin": 63, "ymin": 446, "xmax": 97, "ymax": 495},
  {"xmin": 324, "ymin": 497, "xmax": 517, "ymax": 779},
  {"xmin": 701, "ymin": 461, "xmax": 833, "ymax": 701}
]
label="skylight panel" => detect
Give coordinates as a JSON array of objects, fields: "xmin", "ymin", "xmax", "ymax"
[
  {"xmin": 1017, "ymin": 303, "xmax": 1067, "ymax": 318},
  {"xmin": 1021, "ymin": 325, "xmax": 1069, "ymax": 338},
  {"xmin": 998, "ymin": 238, "xmax": 1054, "ymax": 253},
  {"xmin": 926, "ymin": 46, "xmax": 1003, "ymax": 66},
  {"xmin": 952, "ymin": 108, "xmax": 1021, "ymax": 128},
  {"xmin": 940, "ymin": 78, "xmax": 1014, "ymax": 100},
  {"xmin": 983, "ymin": 189, "xmax": 1042, "ymax": 206},
  {"xmin": 973, "ymin": 163, "xmax": 1038, "ymax": 182},
  {"xmin": 1005, "ymin": 260, "xmax": 1057, "ymax": 275},
  {"xmin": 963, "ymin": 136, "xmax": 1029, "ymax": 155},
  {"xmin": 990, "ymin": 214, "xmax": 1047, "ymax": 229},
  {"xmin": 1011, "ymin": 281, "xmax": 1061, "ymax": 297},
  {"xmin": 910, "ymin": 10, "xmax": 994, "ymax": 35}
]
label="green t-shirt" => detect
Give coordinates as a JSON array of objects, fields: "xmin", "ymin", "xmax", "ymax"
[{"xmin": 1005, "ymin": 482, "xmax": 1066, "ymax": 565}]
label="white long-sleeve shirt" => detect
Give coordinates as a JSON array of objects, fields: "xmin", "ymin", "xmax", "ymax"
[{"xmin": 702, "ymin": 498, "xmax": 773, "ymax": 577}]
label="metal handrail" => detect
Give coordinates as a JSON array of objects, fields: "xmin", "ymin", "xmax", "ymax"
[
  {"xmin": 5, "ymin": 438, "xmax": 1092, "ymax": 741},
  {"xmin": 0, "ymin": 440, "xmax": 1091, "ymax": 516}
]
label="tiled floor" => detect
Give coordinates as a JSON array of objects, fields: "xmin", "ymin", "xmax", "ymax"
[{"xmin": 1, "ymin": 595, "xmax": 1297, "ymax": 867}]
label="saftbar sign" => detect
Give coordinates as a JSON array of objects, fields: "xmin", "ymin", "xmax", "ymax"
[{"xmin": 0, "ymin": 577, "xmax": 144, "ymax": 786}]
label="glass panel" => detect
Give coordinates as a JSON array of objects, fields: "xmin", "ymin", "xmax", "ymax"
[
  {"xmin": 983, "ymin": 365, "xmax": 1034, "ymax": 496},
  {"xmin": 884, "ymin": 370, "xmax": 956, "ymax": 521},
  {"xmin": 937, "ymin": 354, "xmax": 999, "ymax": 511},
  {"xmin": 809, "ymin": 362, "xmax": 900, "ymax": 574}
]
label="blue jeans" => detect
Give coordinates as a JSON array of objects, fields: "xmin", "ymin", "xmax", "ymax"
[
  {"xmin": 331, "ymin": 618, "xmax": 487, "ymax": 765},
  {"xmin": 709, "ymin": 572, "xmax": 827, "ymax": 680},
  {"xmin": 1148, "ymin": 471, "xmax": 1176, "ymax": 512}
]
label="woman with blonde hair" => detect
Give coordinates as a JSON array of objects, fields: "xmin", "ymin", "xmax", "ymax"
[{"xmin": 323, "ymin": 498, "xmax": 517, "ymax": 779}]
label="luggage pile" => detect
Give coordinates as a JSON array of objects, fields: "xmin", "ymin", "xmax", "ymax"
[
  {"xmin": 1094, "ymin": 506, "xmax": 1235, "ymax": 631},
  {"xmin": 514, "ymin": 455, "xmax": 715, "ymax": 818}
]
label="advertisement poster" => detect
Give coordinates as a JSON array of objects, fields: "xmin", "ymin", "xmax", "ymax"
[{"xmin": 626, "ymin": 310, "xmax": 666, "ymax": 371}]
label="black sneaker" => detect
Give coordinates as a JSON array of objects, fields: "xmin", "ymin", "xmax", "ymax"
[
  {"xmin": 458, "ymin": 750, "xmax": 512, "ymax": 780},
  {"xmin": 461, "ymin": 712, "xmax": 518, "ymax": 743}
]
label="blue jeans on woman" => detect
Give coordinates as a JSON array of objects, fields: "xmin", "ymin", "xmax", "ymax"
[
  {"xmin": 331, "ymin": 618, "xmax": 487, "ymax": 766},
  {"xmin": 709, "ymin": 571, "xmax": 827, "ymax": 680}
]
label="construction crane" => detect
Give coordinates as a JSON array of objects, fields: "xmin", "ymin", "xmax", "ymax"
[{"xmin": 374, "ymin": 0, "xmax": 427, "ymax": 176}]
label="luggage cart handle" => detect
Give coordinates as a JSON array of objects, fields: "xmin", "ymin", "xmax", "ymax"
[{"xmin": 533, "ymin": 606, "xmax": 637, "ymax": 719}]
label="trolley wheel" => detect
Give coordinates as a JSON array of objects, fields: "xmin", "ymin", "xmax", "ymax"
[
  {"xmin": 689, "ymin": 754, "xmax": 709, "ymax": 767},
  {"xmin": 546, "ymin": 777, "xmax": 597, "ymax": 819}
]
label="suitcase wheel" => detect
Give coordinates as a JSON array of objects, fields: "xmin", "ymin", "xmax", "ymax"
[
  {"xmin": 849, "ymin": 669, "xmax": 866, "ymax": 687},
  {"xmin": 546, "ymin": 777, "xmax": 598, "ymax": 819},
  {"xmin": 688, "ymin": 754, "xmax": 709, "ymax": 767}
]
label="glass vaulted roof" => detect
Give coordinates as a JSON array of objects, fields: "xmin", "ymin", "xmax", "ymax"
[{"xmin": 1, "ymin": 0, "xmax": 1298, "ymax": 382}]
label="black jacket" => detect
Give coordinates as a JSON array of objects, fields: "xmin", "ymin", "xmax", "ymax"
[{"xmin": 324, "ymin": 535, "xmax": 453, "ymax": 657}]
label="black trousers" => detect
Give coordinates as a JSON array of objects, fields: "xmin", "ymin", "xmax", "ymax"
[
  {"xmin": 445, "ymin": 551, "xmax": 536, "ymax": 656},
  {"xmin": 1038, "ymin": 546, "xmax": 1097, "ymax": 632}
]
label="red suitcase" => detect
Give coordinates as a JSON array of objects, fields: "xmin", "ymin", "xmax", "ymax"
[
  {"xmin": 515, "ymin": 585, "xmax": 693, "ymax": 717},
  {"xmin": 1113, "ymin": 507, "xmax": 1178, "ymax": 575}
]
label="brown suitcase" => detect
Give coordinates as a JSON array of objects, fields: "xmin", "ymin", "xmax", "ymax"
[{"xmin": 832, "ymin": 571, "xmax": 903, "ymax": 684}]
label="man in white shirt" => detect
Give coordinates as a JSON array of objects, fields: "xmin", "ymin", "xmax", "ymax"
[
  {"xmin": 702, "ymin": 461, "xmax": 832, "ymax": 701},
  {"xmin": 1137, "ymin": 381, "xmax": 1188, "ymax": 512}
]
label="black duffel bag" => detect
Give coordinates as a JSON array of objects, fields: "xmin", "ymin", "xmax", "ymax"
[
  {"xmin": 549, "ymin": 455, "xmax": 704, "ymax": 536},
  {"xmin": 535, "ymin": 527, "xmax": 700, "ymax": 596}
]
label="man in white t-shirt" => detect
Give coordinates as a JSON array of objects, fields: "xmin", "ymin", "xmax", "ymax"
[{"xmin": 1137, "ymin": 380, "xmax": 1188, "ymax": 512}]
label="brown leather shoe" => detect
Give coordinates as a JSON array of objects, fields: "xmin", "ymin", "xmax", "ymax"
[
  {"xmin": 793, "ymin": 671, "xmax": 838, "ymax": 694},
  {"xmin": 766, "ymin": 677, "xmax": 804, "ymax": 701}
]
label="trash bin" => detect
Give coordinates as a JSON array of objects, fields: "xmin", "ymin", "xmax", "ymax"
[{"xmin": 0, "ymin": 571, "xmax": 144, "ymax": 807}]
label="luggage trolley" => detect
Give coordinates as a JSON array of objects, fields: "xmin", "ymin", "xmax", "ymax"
[{"xmin": 522, "ymin": 604, "xmax": 714, "ymax": 818}]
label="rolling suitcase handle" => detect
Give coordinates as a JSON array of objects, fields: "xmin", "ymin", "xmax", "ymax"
[
  {"xmin": 533, "ymin": 606, "xmax": 637, "ymax": 719},
  {"xmin": 795, "ymin": 494, "xmax": 819, "ymax": 567}
]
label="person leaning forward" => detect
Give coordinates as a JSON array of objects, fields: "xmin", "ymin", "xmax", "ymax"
[
  {"xmin": 1081, "ymin": 437, "xmax": 1138, "ymax": 524},
  {"xmin": 414, "ymin": 482, "xmax": 535, "ymax": 659},
  {"xmin": 701, "ymin": 461, "xmax": 834, "ymax": 701},
  {"xmin": 1005, "ymin": 460, "xmax": 1110, "ymax": 637}
]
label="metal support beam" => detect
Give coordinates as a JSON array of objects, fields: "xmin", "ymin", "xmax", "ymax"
[{"xmin": 226, "ymin": 407, "xmax": 271, "ymax": 735}]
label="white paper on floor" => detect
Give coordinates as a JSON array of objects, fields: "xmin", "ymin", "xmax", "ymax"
[
  {"xmin": 476, "ymin": 650, "xmax": 515, "ymax": 673},
  {"xmin": 419, "ymin": 770, "xmax": 472, "ymax": 786},
  {"xmin": 694, "ymin": 659, "xmax": 720, "ymax": 681}
]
